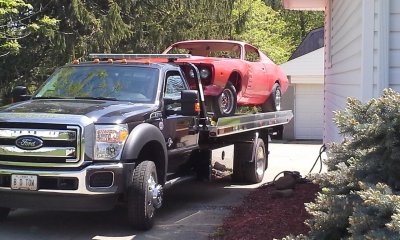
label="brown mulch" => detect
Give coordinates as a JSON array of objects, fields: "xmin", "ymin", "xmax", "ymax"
[{"xmin": 211, "ymin": 182, "xmax": 320, "ymax": 240}]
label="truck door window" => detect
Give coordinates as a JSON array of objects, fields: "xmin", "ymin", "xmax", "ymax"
[
  {"xmin": 165, "ymin": 71, "xmax": 187, "ymax": 110},
  {"xmin": 165, "ymin": 73, "xmax": 187, "ymax": 99}
]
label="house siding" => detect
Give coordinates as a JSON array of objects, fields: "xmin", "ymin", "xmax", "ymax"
[
  {"xmin": 324, "ymin": 0, "xmax": 363, "ymax": 143},
  {"xmin": 285, "ymin": 0, "xmax": 398, "ymax": 144},
  {"xmin": 389, "ymin": 0, "xmax": 400, "ymax": 89},
  {"xmin": 373, "ymin": 0, "xmax": 379, "ymax": 96}
]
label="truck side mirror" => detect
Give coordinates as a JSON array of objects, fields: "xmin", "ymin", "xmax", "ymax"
[
  {"xmin": 181, "ymin": 90, "xmax": 200, "ymax": 116},
  {"xmin": 11, "ymin": 86, "xmax": 30, "ymax": 103}
]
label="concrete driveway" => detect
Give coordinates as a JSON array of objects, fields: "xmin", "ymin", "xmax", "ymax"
[{"xmin": 0, "ymin": 141, "xmax": 326, "ymax": 240}]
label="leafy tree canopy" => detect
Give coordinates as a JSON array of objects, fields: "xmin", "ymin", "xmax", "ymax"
[
  {"xmin": 0, "ymin": 0, "xmax": 57, "ymax": 56},
  {"xmin": 232, "ymin": 0, "xmax": 293, "ymax": 64},
  {"xmin": 0, "ymin": 0, "xmax": 323, "ymax": 101}
]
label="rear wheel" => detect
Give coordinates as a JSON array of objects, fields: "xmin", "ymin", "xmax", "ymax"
[
  {"xmin": 245, "ymin": 138, "xmax": 267, "ymax": 183},
  {"xmin": 127, "ymin": 161, "xmax": 162, "ymax": 230},
  {"xmin": 0, "ymin": 207, "xmax": 10, "ymax": 221},
  {"xmin": 262, "ymin": 83, "xmax": 281, "ymax": 112},
  {"xmin": 212, "ymin": 82, "xmax": 237, "ymax": 117},
  {"xmin": 233, "ymin": 138, "xmax": 267, "ymax": 184}
]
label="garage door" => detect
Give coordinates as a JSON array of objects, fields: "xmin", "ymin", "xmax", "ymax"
[{"xmin": 295, "ymin": 84, "xmax": 323, "ymax": 139}]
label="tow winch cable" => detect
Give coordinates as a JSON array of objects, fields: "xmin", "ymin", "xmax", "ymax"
[
  {"xmin": 269, "ymin": 144, "xmax": 327, "ymax": 187},
  {"xmin": 308, "ymin": 144, "xmax": 326, "ymax": 174}
]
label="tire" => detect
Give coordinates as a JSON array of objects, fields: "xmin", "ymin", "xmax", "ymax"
[
  {"xmin": 0, "ymin": 207, "xmax": 10, "ymax": 222},
  {"xmin": 233, "ymin": 138, "xmax": 267, "ymax": 184},
  {"xmin": 245, "ymin": 138, "xmax": 267, "ymax": 183},
  {"xmin": 262, "ymin": 83, "xmax": 281, "ymax": 112},
  {"xmin": 232, "ymin": 142, "xmax": 252, "ymax": 183},
  {"xmin": 212, "ymin": 82, "xmax": 237, "ymax": 117},
  {"xmin": 127, "ymin": 161, "xmax": 162, "ymax": 230}
]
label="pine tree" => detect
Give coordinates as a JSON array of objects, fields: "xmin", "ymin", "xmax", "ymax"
[{"xmin": 303, "ymin": 89, "xmax": 400, "ymax": 239}]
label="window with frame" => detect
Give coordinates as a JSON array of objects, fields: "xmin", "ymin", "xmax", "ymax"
[
  {"xmin": 244, "ymin": 45, "xmax": 260, "ymax": 62},
  {"xmin": 165, "ymin": 71, "xmax": 187, "ymax": 110},
  {"xmin": 165, "ymin": 72, "xmax": 187, "ymax": 99}
]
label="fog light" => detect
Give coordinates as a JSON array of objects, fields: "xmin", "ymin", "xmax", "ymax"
[{"xmin": 89, "ymin": 172, "xmax": 114, "ymax": 188}]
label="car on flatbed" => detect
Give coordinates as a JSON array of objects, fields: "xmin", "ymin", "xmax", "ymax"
[
  {"xmin": 0, "ymin": 54, "xmax": 293, "ymax": 230},
  {"xmin": 163, "ymin": 40, "xmax": 289, "ymax": 117}
]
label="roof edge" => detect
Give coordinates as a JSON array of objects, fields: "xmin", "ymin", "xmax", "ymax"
[{"xmin": 282, "ymin": 0, "xmax": 325, "ymax": 11}]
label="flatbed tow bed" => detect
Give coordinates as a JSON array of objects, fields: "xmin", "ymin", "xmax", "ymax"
[{"xmin": 207, "ymin": 110, "xmax": 293, "ymax": 137}]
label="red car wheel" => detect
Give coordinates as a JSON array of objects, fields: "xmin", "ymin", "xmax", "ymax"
[
  {"xmin": 212, "ymin": 82, "xmax": 237, "ymax": 117},
  {"xmin": 262, "ymin": 83, "xmax": 281, "ymax": 112}
]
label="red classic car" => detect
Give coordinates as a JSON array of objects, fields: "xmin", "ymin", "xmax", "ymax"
[{"xmin": 163, "ymin": 40, "xmax": 289, "ymax": 117}]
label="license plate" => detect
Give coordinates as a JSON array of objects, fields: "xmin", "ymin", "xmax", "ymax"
[{"xmin": 11, "ymin": 174, "xmax": 38, "ymax": 191}]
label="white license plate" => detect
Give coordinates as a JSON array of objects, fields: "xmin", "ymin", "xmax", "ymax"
[{"xmin": 11, "ymin": 174, "xmax": 38, "ymax": 191}]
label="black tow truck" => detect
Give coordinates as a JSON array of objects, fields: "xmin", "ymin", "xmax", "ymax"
[{"xmin": 0, "ymin": 54, "xmax": 293, "ymax": 230}]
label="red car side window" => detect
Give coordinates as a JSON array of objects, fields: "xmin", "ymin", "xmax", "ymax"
[{"xmin": 244, "ymin": 45, "xmax": 260, "ymax": 62}]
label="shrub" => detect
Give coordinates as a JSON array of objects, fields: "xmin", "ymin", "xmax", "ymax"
[{"xmin": 302, "ymin": 89, "xmax": 400, "ymax": 239}]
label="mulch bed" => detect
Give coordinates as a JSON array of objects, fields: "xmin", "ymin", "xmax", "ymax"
[{"xmin": 211, "ymin": 182, "xmax": 320, "ymax": 240}]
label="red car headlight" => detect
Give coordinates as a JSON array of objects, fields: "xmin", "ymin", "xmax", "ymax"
[{"xmin": 199, "ymin": 68, "xmax": 210, "ymax": 79}]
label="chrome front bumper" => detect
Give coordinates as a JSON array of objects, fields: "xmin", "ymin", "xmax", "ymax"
[{"xmin": 0, "ymin": 162, "xmax": 125, "ymax": 195}]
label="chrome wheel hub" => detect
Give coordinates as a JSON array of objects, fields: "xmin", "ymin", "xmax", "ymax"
[
  {"xmin": 148, "ymin": 174, "xmax": 163, "ymax": 210},
  {"xmin": 275, "ymin": 89, "xmax": 281, "ymax": 111},
  {"xmin": 219, "ymin": 88, "xmax": 234, "ymax": 114},
  {"xmin": 255, "ymin": 146, "xmax": 265, "ymax": 177}
]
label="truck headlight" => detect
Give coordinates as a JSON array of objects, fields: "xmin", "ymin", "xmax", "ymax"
[{"xmin": 94, "ymin": 124, "xmax": 129, "ymax": 160}]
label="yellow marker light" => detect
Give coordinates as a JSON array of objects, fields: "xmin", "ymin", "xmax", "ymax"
[
  {"xmin": 72, "ymin": 59, "xmax": 79, "ymax": 64},
  {"xmin": 119, "ymin": 129, "xmax": 129, "ymax": 142},
  {"xmin": 195, "ymin": 103, "xmax": 201, "ymax": 113},
  {"xmin": 93, "ymin": 58, "xmax": 100, "ymax": 64},
  {"xmin": 107, "ymin": 59, "xmax": 113, "ymax": 64}
]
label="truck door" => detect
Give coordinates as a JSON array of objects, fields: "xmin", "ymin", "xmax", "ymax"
[{"xmin": 162, "ymin": 70, "xmax": 199, "ymax": 173}]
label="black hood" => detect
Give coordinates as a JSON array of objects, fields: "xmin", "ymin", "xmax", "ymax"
[{"xmin": 0, "ymin": 99, "xmax": 157, "ymax": 123}]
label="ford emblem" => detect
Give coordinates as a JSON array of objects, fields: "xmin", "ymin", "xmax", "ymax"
[{"xmin": 15, "ymin": 136, "xmax": 43, "ymax": 150}]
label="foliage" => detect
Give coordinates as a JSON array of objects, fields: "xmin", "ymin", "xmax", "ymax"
[
  {"xmin": 264, "ymin": 0, "xmax": 324, "ymax": 50},
  {"xmin": 0, "ymin": 0, "xmax": 236, "ymax": 100},
  {"xmin": 0, "ymin": 0, "xmax": 57, "ymax": 56},
  {"xmin": 232, "ymin": 0, "xmax": 293, "ymax": 64},
  {"xmin": 303, "ymin": 89, "xmax": 400, "ymax": 239},
  {"xmin": 0, "ymin": 0, "xmax": 323, "ymax": 103}
]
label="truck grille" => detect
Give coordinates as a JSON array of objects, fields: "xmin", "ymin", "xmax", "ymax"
[{"xmin": 0, "ymin": 123, "xmax": 81, "ymax": 166}]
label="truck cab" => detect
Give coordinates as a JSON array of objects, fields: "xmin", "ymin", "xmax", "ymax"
[{"xmin": 0, "ymin": 57, "xmax": 201, "ymax": 229}]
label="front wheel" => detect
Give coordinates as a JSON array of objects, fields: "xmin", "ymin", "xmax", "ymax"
[
  {"xmin": 0, "ymin": 207, "xmax": 10, "ymax": 221},
  {"xmin": 212, "ymin": 82, "xmax": 237, "ymax": 117},
  {"xmin": 127, "ymin": 161, "xmax": 162, "ymax": 230},
  {"xmin": 262, "ymin": 83, "xmax": 281, "ymax": 112}
]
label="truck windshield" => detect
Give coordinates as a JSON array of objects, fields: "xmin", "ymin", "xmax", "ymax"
[{"xmin": 34, "ymin": 65, "xmax": 159, "ymax": 103}]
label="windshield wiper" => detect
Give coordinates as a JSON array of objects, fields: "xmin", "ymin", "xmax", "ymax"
[{"xmin": 74, "ymin": 96, "xmax": 118, "ymax": 101}]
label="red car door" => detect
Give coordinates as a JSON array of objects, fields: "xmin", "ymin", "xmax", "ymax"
[{"xmin": 243, "ymin": 45, "xmax": 269, "ymax": 102}]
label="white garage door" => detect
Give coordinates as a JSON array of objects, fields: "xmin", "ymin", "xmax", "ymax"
[{"xmin": 295, "ymin": 84, "xmax": 324, "ymax": 139}]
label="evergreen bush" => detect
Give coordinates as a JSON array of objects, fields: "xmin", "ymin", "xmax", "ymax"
[{"xmin": 294, "ymin": 89, "xmax": 400, "ymax": 239}]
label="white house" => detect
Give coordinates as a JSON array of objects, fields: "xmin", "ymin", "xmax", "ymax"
[
  {"xmin": 281, "ymin": 48, "xmax": 324, "ymax": 140},
  {"xmin": 283, "ymin": 0, "xmax": 399, "ymax": 144}
]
